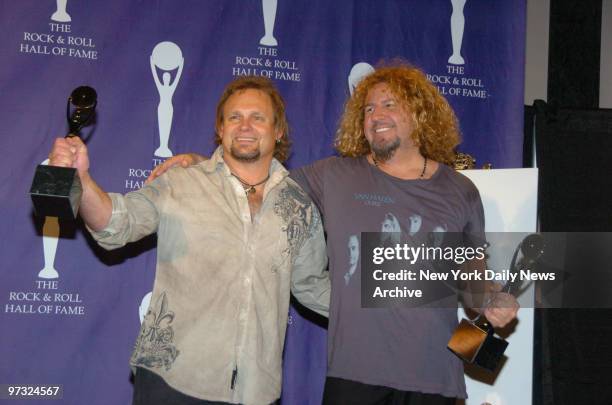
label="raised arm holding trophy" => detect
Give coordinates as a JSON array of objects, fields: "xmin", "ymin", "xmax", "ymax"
[
  {"xmin": 34, "ymin": 76, "xmax": 330, "ymax": 404},
  {"xmin": 29, "ymin": 86, "xmax": 97, "ymax": 219}
]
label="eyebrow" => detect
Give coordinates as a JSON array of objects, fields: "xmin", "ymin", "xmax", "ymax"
[
  {"xmin": 365, "ymin": 97, "xmax": 395, "ymax": 106},
  {"xmin": 226, "ymin": 110, "xmax": 268, "ymax": 118}
]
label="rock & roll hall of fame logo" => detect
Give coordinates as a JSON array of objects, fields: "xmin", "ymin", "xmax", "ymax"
[
  {"xmin": 348, "ymin": 62, "xmax": 374, "ymax": 96},
  {"xmin": 448, "ymin": 0, "xmax": 467, "ymax": 65},
  {"xmin": 150, "ymin": 41, "xmax": 184, "ymax": 158},
  {"xmin": 38, "ymin": 159, "xmax": 60, "ymax": 280},
  {"xmin": 259, "ymin": 0, "xmax": 278, "ymax": 47},
  {"xmin": 51, "ymin": 0, "xmax": 71, "ymax": 23}
]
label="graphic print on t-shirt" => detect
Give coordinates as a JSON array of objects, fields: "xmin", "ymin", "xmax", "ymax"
[{"xmin": 344, "ymin": 234, "xmax": 360, "ymax": 286}]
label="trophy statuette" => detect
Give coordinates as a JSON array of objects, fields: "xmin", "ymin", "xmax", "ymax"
[
  {"xmin": 447, "ymin": 234, "xmax": 544, "ymax": 371},
  {"xmin": 29, "ymin": 86, "xmax": 97, "ymax": 219}
]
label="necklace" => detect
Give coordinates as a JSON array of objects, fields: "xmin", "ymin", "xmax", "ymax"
[
  {"xmin": 231, "ymin": 172, "xmax": 270, "ymax": 195},
  {"xmin": 372, "ymin": 155, "xmax": 428, "ymax": 179}
]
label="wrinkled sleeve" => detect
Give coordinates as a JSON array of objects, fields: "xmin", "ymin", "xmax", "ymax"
[
  {"xmin": 290, "ymin": 204, "xmax": 330, "ymax": 317},
  {"xmin": 87, "ymin": 178, "xmax": 166, "ymax": 250}
]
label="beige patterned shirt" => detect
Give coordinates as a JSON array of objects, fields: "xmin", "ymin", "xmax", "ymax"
[{"xmin": 89, "ymin": 147, "xmax": 329, "ymax": 405}]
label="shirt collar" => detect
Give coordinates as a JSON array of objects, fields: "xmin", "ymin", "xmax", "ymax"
[{"xmin": 199, "ymin": 146, "xmax": 289, "ymax": 183}]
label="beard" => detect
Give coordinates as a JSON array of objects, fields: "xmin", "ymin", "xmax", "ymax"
[
  {"xmin": 370, "ymin": 135, "xmax": 400, "ymax": 162},
  {"xmin": 230, "ymin": 142, "xmax": 261, "ymax": 162}
]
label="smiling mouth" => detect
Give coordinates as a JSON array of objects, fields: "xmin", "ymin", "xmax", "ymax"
[
  {"xmin": 374, "ymin": 127, "xmax": 393, "ymax": 133},
  {"xmin": 234, "ymin": 137, "xmax": 257, "ymax": 143}
]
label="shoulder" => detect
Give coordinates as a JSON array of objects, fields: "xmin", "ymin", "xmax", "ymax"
[
  {"xmin": 296, "ymin": 155, "xmax": 365, "ymax": 177},
  {"xmin": 280, "ymin": 177, "xmax": 317, "ymax": 207},
  {"xmin": 142, "ymin": 163, "xmax": 212, "ymax": 197},
  {"xmin": 162, "ymin": 162, "xmax": 209, "ymax": 182},
  {"xmin": 435, "ymin": 165, "xmax": 482, "ymax": 206},
  {"xmin": 275, "ymin": 178, "xmax": 323, "ymax": 230},
  {"xmin": 438, "ymin": 165, "xmax": 479, "ymax": 192}
]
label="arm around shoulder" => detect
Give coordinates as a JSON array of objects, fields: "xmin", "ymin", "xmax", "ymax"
[
  {"xmin": 290, "ymin": 206, "xmax": 330, "ymax": 317},
  {"xmin": 146, "ymin": 153, "xmax": 207, "ymax": 184}
]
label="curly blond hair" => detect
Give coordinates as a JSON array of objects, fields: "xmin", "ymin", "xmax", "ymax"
[
  {"xmin": 214, "ymin": 76, "xmax": 291, "ymax": 162},
  {"xmin": 335, "ymin": 62, "xmax": 460, "ymax": 165}
]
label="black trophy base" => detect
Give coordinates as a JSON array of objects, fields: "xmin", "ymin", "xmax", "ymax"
[
  {"xmin": 447, "ymin": 318, "xmax": 508, "ymax": 372},
  {"xmin": 30, "ymin": 165, "xmax": 82, "ymax": 219}
]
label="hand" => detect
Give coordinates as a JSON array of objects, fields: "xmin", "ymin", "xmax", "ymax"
[
  {"xmin": 48, "ymin": 136, "xmax": 89, "ymax": 174},
  {"xmin": 146, "ymin": 153, "xmax": 205, "ymax": 184},
  {"xmin": 483, "ymin": 292, "xmax": 519, "ymax": 328}
]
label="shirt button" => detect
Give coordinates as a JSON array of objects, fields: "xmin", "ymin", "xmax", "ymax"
[{"xmin": 244, "ymin": 278, "xmax": 251, "ymax": 286}]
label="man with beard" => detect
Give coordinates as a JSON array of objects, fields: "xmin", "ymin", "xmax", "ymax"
[
  {"xmin": 149, "ymin": 63, "xmax": 518, "ymax": 405},
  {"xmin": 292, "ymin": 64, "xmax": 518, "ymax": 405},
  {"xmin": 47, "ymin": 76, "xmax": 330, "ymax": 405}
]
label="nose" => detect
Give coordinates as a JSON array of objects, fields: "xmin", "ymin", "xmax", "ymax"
[
  {"xmin": 239, "ymin": 118, "xmax": 252, "ymax": 131},
  {"xmin": 370, "ymin": 106, "xmax": 387, "ymax": 122}
]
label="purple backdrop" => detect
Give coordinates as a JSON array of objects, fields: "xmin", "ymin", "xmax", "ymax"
[{"xmin": 0, "ymin": 1, "xmax": 525, "ymax": 404}]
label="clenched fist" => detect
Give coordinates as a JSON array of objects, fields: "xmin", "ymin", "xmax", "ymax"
[{"xmin": 48, "ymin": 136, "xmax": 89, "ymax": 174}]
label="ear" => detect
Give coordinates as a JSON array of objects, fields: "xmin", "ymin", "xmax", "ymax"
[
  {"xmin": 275, "ymin": 129, "xmax": 283, "ymax": 144},
  {"xmin": 217, "ymin": 123, "xmax": 225, "ymax": 140}
]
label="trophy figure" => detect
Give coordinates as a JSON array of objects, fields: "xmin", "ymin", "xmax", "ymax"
[
  {"xmin": 448, "ymin": 0, "xmax": 467, "ymax": 65},
  {"xmin": 40, "ymin": 216, "xmax": 60, "ymax": 279},
  {"xmin": 348, "ymin": 62, "xmax": 375, "ymax": 96},
  {"xmin": 259, "ymin": 0, "xmax": 278, "ymax": 46},
  {"xmin": 139, "ymin": 291, "xmax": 153, "ymax": 323},
  {"xmin": 38, "ymin": 159, "xmax": 61, "ymax": 279},
  {"xmin": 448, "ymin": 234, "xmax": 544, "ymax": 371},
  {"xmin": 150, "ymin": 42, "xmax": 184, "ymax": 158},
  {"xmin": 29, "ymin": 86, "xmax": 97, "ymax": 219},
  {"xmin": 51, "ymin": 0, "xmax": 71, "ymax": 23}
]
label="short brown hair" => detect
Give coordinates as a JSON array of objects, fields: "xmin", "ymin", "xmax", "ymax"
[
  {"xmin": 215, "ymin": 76, "xmax": 291, "ymax": 162},
  {"xmin": 335, "ymin": 61, "xmax": 460, "ymax": 165}
]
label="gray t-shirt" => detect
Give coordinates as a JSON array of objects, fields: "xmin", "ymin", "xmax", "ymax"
[{"xmin": 291, "ymin": 156, "xmax": 484, "ymax": 399}]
